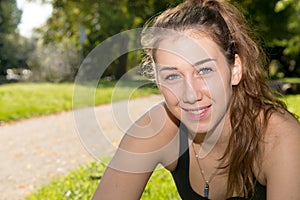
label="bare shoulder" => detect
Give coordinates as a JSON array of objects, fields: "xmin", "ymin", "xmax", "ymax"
[
  {"xmin": 263, "ymin": 110, "xmax": 300, "ymax": 156},
  {"xmin": 261, "ymin": 110, "xmax": 300, "ymax": 199},
  {"xmin": 93, "ymin": 103, "xmax": 180, "ymax": 200},
  {"xmin": 130, "ymin": 102, "xmax": 179, "ymax": 139},
  {"xmin": 124, "ymin": 102, "xmax": 179, "ymax": 148},
  {"xmin": 114, "ymin": 102, "xmax": 180, "ymax": 168},
  {"xmin": 263, "ymin": 110, "xmax": 300, "ymax": 147}
]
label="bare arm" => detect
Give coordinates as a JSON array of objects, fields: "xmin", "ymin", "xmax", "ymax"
[
  {"xmin": 92, "ymin": 103, "xmax": 179, "ymax": 199},
  {"xmin": 93, "ymin": 167, "xmax": 153, "ymax": 200},
  {"xmin": 262, "ymin": 112, "xmax": 300, "ymax": 199}
]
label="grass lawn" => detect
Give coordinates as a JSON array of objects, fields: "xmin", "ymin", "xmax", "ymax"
[
  {"xmin": 0, "ymin": 81, "xmax": 159, "ymax": 122},
  {"xmin": 282, "ymin": 94, "xmax": 300, "ymax": 118},
  {"xmin": 26, "ymin": 161, "xmax": 181, "ymax": 200},
  {"xmin": 281, "ymin": 77, "xmax": 300, "ymax": 84}
]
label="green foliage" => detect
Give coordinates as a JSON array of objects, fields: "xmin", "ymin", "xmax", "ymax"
[
  {"xmin": 33, "ymin": 0, "xmax": 184, "ymax": 80},
  {"xmin": 0, "ymin": 0, "xmax": 27, "ymax": 75},
  {"xmin": 0, "ymin": 0, "xmax": 21, "ymax": 34},
  {"xmin": 26, "ymin": 162, "xmax": 181, "ymax": 200},
  {"xmin": 230, "ymin": 0, "xmax": 300, "ymax": 77},
  {"xmin": 275, "ymin": 0, "xmax": 294, "ymax": 12},
  {"xmin": 28, "ymin": 39, "xmax": 80, "ymax": 82},
  {"xmin": 26, "ymin": 0, "xmax": 300, "ymax": 80},
  {"xmin": 275, "ymin": 0, "xmax": 300, "ymax": 57},
  {"xmin": 231, "ymin": 0, "xmax": 291, "ymax": 46},
  {"xmin": 0, "ymin": 81, "xmax": 159, "ymax": 122},
  {"xmin": 38, "ymin": 0, "xmax": 184, "ymax": 47}
]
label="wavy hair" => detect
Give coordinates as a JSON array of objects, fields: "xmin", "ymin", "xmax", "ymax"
[{"xmin": 141, "ymin": 0, "xmax": 287, "ymax": 197}]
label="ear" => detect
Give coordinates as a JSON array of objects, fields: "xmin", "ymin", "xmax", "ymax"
[{"xmin": 231, "ymin": 54, "xmax": 242, "ymax": 86}]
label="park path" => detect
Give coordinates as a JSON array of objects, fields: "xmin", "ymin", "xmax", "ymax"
[{"xmin": 0, "ymin": 95, "xmax": 164, "ymax": 200}]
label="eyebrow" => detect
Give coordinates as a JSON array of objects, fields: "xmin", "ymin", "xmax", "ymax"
[
  {"xmin": 158, "ymin": 58, "xmax": 216, "ymax": 72},
  {"xmin": 193, "ymin": 58, "xmax": 216, "ymax": 66}
]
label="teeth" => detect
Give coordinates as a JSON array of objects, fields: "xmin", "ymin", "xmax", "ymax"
[{"xmin": 189, "ymin": 109, "xmax": 205, "ymax": 115}]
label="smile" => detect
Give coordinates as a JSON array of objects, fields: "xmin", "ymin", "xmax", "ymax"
[
  {"xmin": 182, "ymin": 105, "xmax": 211, "ymax": 120},
  {"xmin": 189, "ymin": 109, "xmax": 206, "ymax": 115}
]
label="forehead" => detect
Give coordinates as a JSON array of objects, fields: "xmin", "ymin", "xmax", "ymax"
[{"xmin": 155, "ymin": 34, "xmax": 222, "ymax": 65}]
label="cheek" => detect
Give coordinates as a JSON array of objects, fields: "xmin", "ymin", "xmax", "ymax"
[
  {"xmin": 159, "ymin": 84, "xmax": 181, "ymax": 105},
  {"xmin": 207, "ymin": 75, "xmax": 233, "ymax": 105}
]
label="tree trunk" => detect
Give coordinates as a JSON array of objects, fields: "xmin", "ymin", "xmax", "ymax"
[{"xmin": 115, "ymin": 35, "xmax": 129, "ymax": 80}]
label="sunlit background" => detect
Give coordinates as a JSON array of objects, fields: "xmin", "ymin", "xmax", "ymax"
[
  {"xmin": 17, "ymin": 0, "xmax": 52, "ymax": 37},
  {"xmin": 0, "ymin": 0, "xmax": 299, "ymax": 199}
]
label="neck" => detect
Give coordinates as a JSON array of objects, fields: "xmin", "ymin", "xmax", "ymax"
[{"xmin": 190, "ymin": 115, "xmax": 231, "ymax": 158}]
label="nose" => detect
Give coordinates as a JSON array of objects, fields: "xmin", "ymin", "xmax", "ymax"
[{"xmin": 182, "ymin": 77, "xmax": 203, "ymax": 104}]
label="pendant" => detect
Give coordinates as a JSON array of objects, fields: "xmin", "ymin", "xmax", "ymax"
[{"xmin": 204, "ymin": 181, "xmax": 209, "ymax": 198}]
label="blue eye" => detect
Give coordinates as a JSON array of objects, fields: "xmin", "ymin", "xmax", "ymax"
[
  {"xmin": 198, "ymin": 67, "xmax": 213, "ymax": 75},
  {"xmin": 165, "ymin": 74, "xmax": 181, "ymax": 81}
]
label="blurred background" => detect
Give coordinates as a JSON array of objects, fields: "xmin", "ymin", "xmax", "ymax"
[{"xmin": 1, "ymin": 0, "xmax": 300, "ymax": 84}]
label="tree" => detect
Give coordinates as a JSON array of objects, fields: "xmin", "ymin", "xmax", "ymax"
[
  {"xmin": 0, "ymin": 0, "xmax": 23, "ymax": 77},
  {"xmin": 34, "ymin": 0, "xmax": 300, "ymax": 79},
  {"xmin": 28, "ymin": 39, "xmax": 79, "ymax": 82},
  {"xmin": 273, "ymin": 0, "xmax": 300, "ymax": 77},
  {"xmin": 35, "ymin": 0, "xmax": 183, "ymax": 80},
  {"xmin": 231, "ymin": 0, "xmax": 300, "ymax": 77},
  {"xmin": 274, "ymin": 0, "xmax": 300, "ymax": 56}
]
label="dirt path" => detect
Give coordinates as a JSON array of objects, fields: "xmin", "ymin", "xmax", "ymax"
[{"xmin": 0, "ymin": 95, "xmax": 163, "ymax": 200}]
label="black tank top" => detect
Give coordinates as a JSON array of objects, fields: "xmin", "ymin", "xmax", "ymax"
[{"xmin": 171, "ymin": 125, "xmax": 266, "ymax": 200}]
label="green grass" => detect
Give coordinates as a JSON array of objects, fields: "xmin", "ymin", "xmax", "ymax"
[
  {"xmin": 26, "ymin": 161, "xmax": 181, "ymax": 200},
  {"xmin": 141, "ymin": 167, "xmax": 180, "ymax": 200},
  {"xmin": 0, "ymin": 81, "xmax": 159, "ymax": 122},
  {"xmin": 281, "ymin": 77, "xmax": 300, "ymax": 84},
  {"xmin": 26, "ymin": 161, "xmax": 104, "ymax": 200},
  {"xmin": 0, "ymin": 83, "xmax": 73, "ymax": 122},
  {"xmin": 281, "ymin": 94, "xmax": 300, "ymax": 118}
]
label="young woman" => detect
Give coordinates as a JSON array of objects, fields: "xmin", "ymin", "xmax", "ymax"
[{"xmin": 93, "ymin": 0, "xmax": 300, "ymax": 199}]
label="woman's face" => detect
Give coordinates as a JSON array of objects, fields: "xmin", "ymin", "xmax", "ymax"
[{"xmin": 155, "ymin": 33, "xmax": 241, "ymax": 134}]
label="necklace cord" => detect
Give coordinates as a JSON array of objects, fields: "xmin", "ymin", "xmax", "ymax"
[{"xmin": 191, "ymin": 142, "xmax": 220, "ymax": 198}]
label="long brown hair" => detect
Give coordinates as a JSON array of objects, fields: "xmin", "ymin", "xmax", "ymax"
[{"xmin": 141, "ymin": 0, "xmax": 287, "ymax": 197}]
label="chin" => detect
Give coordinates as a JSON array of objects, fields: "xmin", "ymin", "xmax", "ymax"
[{"xmin": 182, "ymin": 121, "xmax": 210, "ymax": 134}]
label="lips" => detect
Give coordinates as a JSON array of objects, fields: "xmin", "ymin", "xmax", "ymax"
[
  {"xmin": 182, "ymin": 105, "xmax": 211, "ymax": 120},
  {"xmin": 189, "ymin": 109, "xmax": 207, "ymax": 115}
]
